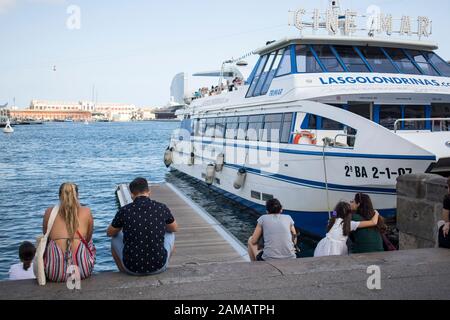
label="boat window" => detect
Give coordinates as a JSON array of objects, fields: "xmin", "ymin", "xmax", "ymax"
[
  {"xmin": 311, "ymin": 45, "xmax": 344, "ymax": 72},
  {"xmin": 379, "ymin": 105, "xmax": 403, "ymax": 130},
  {"xmin": 355, "ymin": 46, "xmax": 397, "ymax": 74},
  {"xmin": 296, "ymin": 45, "xmax": 321, "ymax": 73},
  {"xmin": 383, "ymin": 48, "xmax": 422, "ymax": 75},
  {"xmin": 246, "ymin": 55, "xmax": 269, "ymax": 98},
  {"xmin": 276, "ymin": 49, "xmax": 292, "ymax": 77},
  {"xmin": 262, "ymin": 113, "xmax": 283, "ymax": 143},
  {"xmin": 261, "ymin": 50, "xmax": 285, "ymax": 95},
  {"xmin": 237, "ymin": 116, "xmax": 248, "ymax": 140},
  {"xmin": 405, "ymin": 50, "xmax": 440, "ymax": 76},
  {"xmin": 332, "ymin": 46, "xmax": 370, "ymax": 72},
  {"xmin": 322, "ymin": 117, "xmax": 344, "ymax": 130},
  {"xmin": 403, "ymin": 105, "xmax": 426, "ymax": 130},
  {"xmin": 347, "ymin": 103, "xmax": 371, "ymax": 120},
  {"xmin": 204, "ymin": 118, "xmax": 216, "ymax": 137},
  {"xmin": 225, "ymin": 117, "xmax": 239, "ymax": 139},
  {"xmin": 252, "ymin": 53, "xmax": 277, "ymax": 97},
  {"xmin": 280, "ymin": 113, "xmax": 294, "ymax": 143},
  {"xmin": 247, "ymin": 115, "xmax": 265, "ymax": 141},
  {"xmin": 431, "ymin": 104, "xmax": 450, "ymax": 131},
  {"xmin": 422, "ymin": 52, "xmax": 450, "ymax": 77},
  {"xmin": 214, "ymin": 118, "xmax": 226, "ymax": 138},
  {"xmin": 302, "ymin": 114, "xmax": 318, "ymax": 130},
  {"xmin": 198, "ymin": 119, "xmax": 207, "ymax": 136}
]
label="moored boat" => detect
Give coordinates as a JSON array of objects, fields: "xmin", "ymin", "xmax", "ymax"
[{"xmin": 165, "ymin": 1, "xmax": 450, "ymax": 236}]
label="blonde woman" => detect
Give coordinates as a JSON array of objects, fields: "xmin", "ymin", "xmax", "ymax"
[{"xmin": 42, "ymin": 183, "xmax": 96, "ymax": 282}]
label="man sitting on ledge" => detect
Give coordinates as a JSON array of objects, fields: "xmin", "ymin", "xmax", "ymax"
[{"xmin": 107, "ymin": 178, "xmax": 178, "ymax": 276}]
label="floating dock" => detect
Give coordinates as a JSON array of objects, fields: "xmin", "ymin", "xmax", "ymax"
[{"xmin": 116, "ymin": 183, "xmax": 249, "ymax": 267}]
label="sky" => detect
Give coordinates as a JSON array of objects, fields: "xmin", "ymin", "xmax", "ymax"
[{"xmin": 1, "ymin": 0, "xmax": 450, "ymax": 108}]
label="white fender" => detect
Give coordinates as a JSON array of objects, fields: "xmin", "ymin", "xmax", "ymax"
[
  {"xmin": 164, "ymin": 147, "xmax": 173, "ymax": 168},
  {"xmin": 233, "ymin": 168, "xmax": 247, "ymax": 190},
  {"xmin": 215, "ymin": 153, "xmax": 225, "ymax": 172},
  {"xmin": 205, "ymin": 164, "xmax": 216, "ymax": 185}
]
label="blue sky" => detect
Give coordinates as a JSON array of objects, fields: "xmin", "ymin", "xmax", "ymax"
[{"xmin": 1, "ymin": 0, "xmax": 450, "ymax": 108}]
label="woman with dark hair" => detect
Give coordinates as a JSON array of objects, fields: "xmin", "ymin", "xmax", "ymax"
[
  {"xmin": 350, "ymin": 193, "xmax": 386, "ymax": 253},
  {"xmin": 9, "ymin": 242, "xmax": 36, "ymax": 280},
  {"xmin": 248, "ymin": 199, "xmax": 297, "ymax": 261}
]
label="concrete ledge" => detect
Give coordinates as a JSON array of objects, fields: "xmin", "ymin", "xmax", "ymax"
[{"xmin": 1, "ymin": 249, "xmax": 450, "ymax": 300}]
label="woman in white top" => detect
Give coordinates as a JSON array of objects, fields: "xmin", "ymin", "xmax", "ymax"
[
  {"xmin": 9, "ymin": 241, "xmax": 36, "ymax": 281},
  {"xmin": 314, "ymin": 202, "xmax": 380, "ymax": 257}
]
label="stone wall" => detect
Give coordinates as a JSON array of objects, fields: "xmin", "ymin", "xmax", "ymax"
[{"xmin": 397, "ymin": 174, "xmax": 448, "ymax": 250}]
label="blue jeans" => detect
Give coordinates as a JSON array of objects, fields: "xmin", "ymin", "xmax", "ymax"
[{"xmin": 111, "ymin": 231, "xmax": 175, "ymax": 276}]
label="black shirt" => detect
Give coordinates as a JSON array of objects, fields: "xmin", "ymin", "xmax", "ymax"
[
  {"xmin": 111, "ymin": 196, "xmax": 175, "ymax": 274},
  {"xmin": 444, "ymin": 194, "xmax": 450, "ymax": 211}
]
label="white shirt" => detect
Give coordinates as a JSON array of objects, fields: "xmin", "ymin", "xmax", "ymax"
[
  {"xmin": 327, "ymin": 218, "xmax": 361, "ymax": 242},
  {"xmin": 9, "ymin": 263, "xmax": 36, "ymax": 281}
]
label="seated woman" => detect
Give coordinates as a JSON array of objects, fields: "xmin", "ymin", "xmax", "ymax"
[
  {"xmin": 314, "ymin": 202, "xmax": 379, "ymax": 257},
  {"xmin": 350, "ymin": 193, "xmax": 387, "ymax": 254},
  {"xmin": 439, "ymin": 177, "xmax": 450, "ymax": 249},
  {"xmin": 248, "ymin": 199, "xmax": 297, "ymax": 261},
  {"xmin": 43, "ymin": 183, "xmax": 96, "ymax": 282}
]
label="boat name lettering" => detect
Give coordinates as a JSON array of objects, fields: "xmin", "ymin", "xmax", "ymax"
[
  {"xmin": 319, "ymin": 76, "xmax": 450, "ymax": 87},
  {"xmin": 269, "ymin": 89, "xmax": 283, "ymax": 96},
  {"xmin": 345, "ymin": 166, "xmax": 412, "ymax": 179}
]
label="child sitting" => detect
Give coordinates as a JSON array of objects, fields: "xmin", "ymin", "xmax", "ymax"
[
  {"xmin": 9, "ymin": 241, "xmax": 36, "ymax": 280},
  {"xmin": 314, "ymin": 202, "xmax": 380, "ymax": 257}
]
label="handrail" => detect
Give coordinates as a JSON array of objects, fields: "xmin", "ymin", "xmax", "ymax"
[{"xmin": 394, "ymin": 118, "xmax": 450, "ymax": 133}]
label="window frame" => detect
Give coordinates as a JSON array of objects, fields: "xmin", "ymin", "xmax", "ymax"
[{"xmin": 275, "ymin": 46, "xmax": 292, "ymax": 78}]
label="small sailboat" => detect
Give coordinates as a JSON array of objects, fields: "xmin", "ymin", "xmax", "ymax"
[
  {"xmin": 3, "ymin": 120, "xmax": 14, "ymax": 134},
  {"xmin": 84, "ymin": 120, "xmax": 89, "ymax": 125}
]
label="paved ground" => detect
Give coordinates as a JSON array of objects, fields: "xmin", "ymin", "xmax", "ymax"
[{"xmin": 1, "ymin": 248, "xmax": 449, "ymax": 300}]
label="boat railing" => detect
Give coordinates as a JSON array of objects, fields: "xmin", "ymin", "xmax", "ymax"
[{"xmin": 394, "ymin": 118, "xmax": 450, "ymax": 133}]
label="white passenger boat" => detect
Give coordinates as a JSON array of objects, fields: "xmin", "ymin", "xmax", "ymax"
[{"xmin": 165, "ymin": 1, "xmax": 450, "ymax": 236}]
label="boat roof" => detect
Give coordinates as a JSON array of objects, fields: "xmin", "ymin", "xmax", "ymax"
[{"xmin": 255, "ymin": 36, "xmax": 439, "ymax": 55}]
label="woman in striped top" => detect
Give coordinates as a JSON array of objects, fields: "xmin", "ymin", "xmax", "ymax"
[{"xmin": 43, "ymin": 183, "xmax": 96, "ymax": 282}]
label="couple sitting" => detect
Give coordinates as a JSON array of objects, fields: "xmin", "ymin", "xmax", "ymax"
[{"xmin": 39, "ymin": 177, "xmax": 177, "ymax": 283}]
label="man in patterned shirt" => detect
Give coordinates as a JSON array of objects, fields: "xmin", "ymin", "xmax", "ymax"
[{"xmin": 107, "ymin": 178, "xmax": 178, "ymax": 275}]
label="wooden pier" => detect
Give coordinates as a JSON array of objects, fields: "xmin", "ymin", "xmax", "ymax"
[{"xmin": 116, "ymin": 183, "xmax": 249, "ymax": 267}]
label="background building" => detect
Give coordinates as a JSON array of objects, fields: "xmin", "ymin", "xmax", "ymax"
[{"xmin": 12, "ymin": 100, "xmax": 137, "ymax": 122}]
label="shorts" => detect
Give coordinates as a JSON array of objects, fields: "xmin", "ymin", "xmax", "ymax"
[
  {"xmin": 111, "ymin": 231, "xmax": 175, "ymax": 276},
  {"xmin": 256, "ymin": 251, "xmax": 265, "ymax": 261}
]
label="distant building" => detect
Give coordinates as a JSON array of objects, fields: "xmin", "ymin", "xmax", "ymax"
[
  {"xmin": 94, "ymin": 103, "xmax": 137, "ymax": 122},
  {"xmin": 11, "ymin": 109, "xmax": 92, "ymax": 121},
  {"xmin": 0, "ymin": 106, "xmax": 10, "ymax": 123},
  {"xmin": 170, "ymin": 73, "xmax": 189, "ymax": 105},
  {"xmin": 15, "ymin": 100, "xmax": 137, "ymax": 122}
]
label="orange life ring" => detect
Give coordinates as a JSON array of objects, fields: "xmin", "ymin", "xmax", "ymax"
[{"xmin": 294, "ymin": 131, "xmax": 317, "ymax": 145}]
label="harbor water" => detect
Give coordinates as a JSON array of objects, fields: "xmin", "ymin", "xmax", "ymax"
[{"xmin": 0, "ymin": 122, "xmax": 316, "ymax": 280}]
